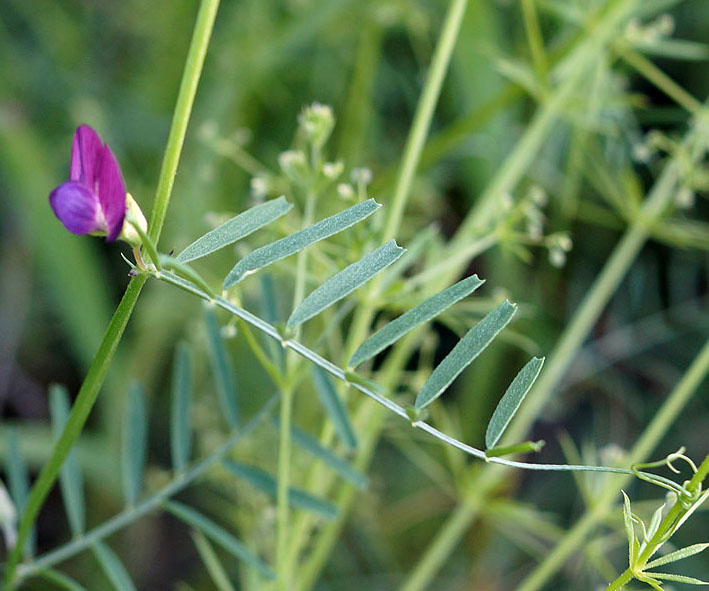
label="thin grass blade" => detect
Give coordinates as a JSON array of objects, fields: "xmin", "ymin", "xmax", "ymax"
[
  {"xmin": 271, "ymin": 418, "xmax": 366, "ymax": 489},
  {"xmin": 204, "ymin": 308, "xmax": 239, "ymax": 428},
  {"xmin": 222, "ymin": 461, "xmax": 338, "ymax": 520},
  {"xmin": 414, "ymin": 300, "xmax": 517, "ymax": 410},
  {"xmin": 287, "ymin": 240, "xmax": 405, "ymax": 328},
  {"xmin": 311, "ymin": 366, "xmax": 357, "ymax": 451},
  {"xmin": 177, "ymin": 196, "xmax": 293, "ymax": 262},
  {"xmin": 349, "ymin": 274, "xmax": 485, "ymax": 367},
  {"xmin": 165, "ymin": 500, "xmax": 275, "ymax": 579},
  {"xmin": 49, "ymin": 385, "xmax": 85, "ymax": 535},
  {"xmin": 122, "ymin": 383, "xmax": 147, "ymax": 506},
  {"xmin": 91, "ymin": 542, "xmax": 137, "ymax": 591},
  {"xmin": 485, "ymin": 356, "xmax": 545, "ymax": 449},
  {"xmin": 171, "ymin": 343, "xmax": 193, "ymax": 472},
  {"xmin": 191, "ymin": 530, "xmax": 237, "ymax": 591},
  {"xmin": 35, "ymin": 568, "xmax": 88, "ymax": 591},
  {"xmin": 5, "ymin": 428, "xmax": 34, "ymax": 558},
  {"xmin": 223, "ymin": 198, "xmax": 381, "ymax": 288}
]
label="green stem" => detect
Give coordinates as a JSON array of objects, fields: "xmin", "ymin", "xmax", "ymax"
[
  {"xmin": 2, "ymin": 276, "xmax": 146, "ymax": 587},
  {"xmin": 1, "ymin": 2, "xmax": 220, "ymax": 587},
  {"xmin": 147, "ymin": 0, "xmax": 221, "ymax": 244},
  {"xmin": 521, "ymin": 0, "xmax": 548, "ymax": 85},
  {"xmin": 381, "ymin": 0, "xmax": 468, "ymax": 242},
  {"xmin": 277, "ymin": 188, "xmax": 318, "ymax": 589},
  {"xmin": 620, "ymin": 46, "xmax": 703, "ymax": 115}
]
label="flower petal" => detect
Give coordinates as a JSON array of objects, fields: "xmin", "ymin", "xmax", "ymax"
[
  {"xmin": 70, "ymin": 125, "xmax": 103, "ymax": 186},
  {"xmin": 49, "ymin": 181, "xmax": 105, "ymax": 235},
  {"xmin": 97, "ymin": 145, "xmax": 126, "ymax": 242}
]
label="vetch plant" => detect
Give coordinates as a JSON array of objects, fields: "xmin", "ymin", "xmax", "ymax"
[{"xmin": 1, "ymin": 1, "xmax": 708, "ymax": 590}]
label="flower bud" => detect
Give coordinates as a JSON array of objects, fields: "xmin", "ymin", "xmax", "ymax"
[
  {"xmin": 279, "ymin": 149, "xmax": 309, "ymax": 185},
  {"xmin": 119, "ymin": 192, "xmax": 149, "ymax": 246},
  {"xmin": 299, "ymin": 102, "xmax": 335, "ymax": 150}
]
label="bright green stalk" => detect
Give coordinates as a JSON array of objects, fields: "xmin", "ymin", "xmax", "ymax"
[
  {"xmin": 381, "ymin": 0, "xmax": 468, "ymax": 242},
  {"xmin": 147, "ymin": 0, "xmax": 221, "ymax": 244},
  {"xmin": 277, "ymin": 186, "xmax": 318, "ymax": 589},
  {"xmin": 620, "ymin": 46, "xmax": 703, "ymax": 115},
  {"xmin": 517, "ymin": 338, "xmax": 709, "ymax": 591},
  {"xmin": 521, "ymin": 0, "xmax": 548, "ymax": 84},
  {"xmin": 1, "ymin": 1, "xmax": 220, "ymax": 586}
]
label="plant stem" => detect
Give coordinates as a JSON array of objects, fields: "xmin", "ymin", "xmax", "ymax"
[
  {"xmin": 620, "ymin": 46, "xmax": 703, "ymax": 115},
  {"xmin": 147, "ymin": 0, "xmax": 221, "ymax": 244},
  {"xmin": 277, "ymin": 188, "xmax": 318, "ymax": 589},
  {"xmin": 1, "ymin": 2, "xmax": 220, "ymax": 586},
  {"xmin": 2, "ymin": 276, "xmax": 146, "ymax": 587},
  {"xmin": 521, "ymin": 0, "xmax": 548, "ymax": 85},
  {"xmin": 381, "ymin": 0, "xmax": 468, "ymax": 243}
]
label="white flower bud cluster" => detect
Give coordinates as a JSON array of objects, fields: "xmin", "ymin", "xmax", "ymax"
[
  {"xmin": 250, "ymin": 176, "xmax": 270, "ymax": 200},
  {"xmin": 278, "ymin": 149, "xmax": 309, "ymax": 185},
  {"xmin": 298, "ymin": 102, "xmax": 335, "ymax": 150},
  {"xmin": 546, "ymin": 232, "xmax": 573, "ymax": 268},
  {"xmin": 625, "ymin": 14, "xmax": 674, "ymax": 46}
]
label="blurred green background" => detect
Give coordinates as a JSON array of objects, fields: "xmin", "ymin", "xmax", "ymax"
[{"xmin": 1, "ymin": 0, "xmax": 707, "ymax": 589}]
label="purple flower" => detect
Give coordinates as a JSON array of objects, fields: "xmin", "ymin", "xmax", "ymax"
[{"xmin": 49, "ymin": 125, "xmax": 127, "ymax": 242}]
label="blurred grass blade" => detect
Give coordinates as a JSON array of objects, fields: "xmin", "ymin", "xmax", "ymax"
[
  {"xmin": 122, "ymin": 383, "xmax": 148, "ymax": 506},
  {"xmin": 171, "ymin": 343, "xmax": 193, "ymax": 472},
  {"xmin": 311, "ymin": 366, "xmax": 357, "ymax": 451},
  {"xmin": 177, "ymin": 197, "xmax": 293, "ymax": 263},
  {"xmin": 49, "ymin": 385, "xmax": 85, "ymax": 535},
  {"xmin": 349, "ymin": 274, "xmax": 485, "ymax": 367},
  {"xmin": 287, "ymin": 240, "xmax": 405, "ymax": 328},
  {"xmin": 271, "ymin": 418, "xmax": 366, "ymax": 489},
  {"xmin": 35, "ymin": 568, "xmax": 88, "ymax": 591},
  {"xmin": 222, "ymin": 461, "xmax": 338, "ymax": 520},
  {"xmin": 645, "ymin": 544, "xmax": 709, "ymax": 570},
  {"xmin": 485, "ymin": 356, "xmax": 545, "ymax": 449},
  {"xmin": 223, "ymin": 198, "xmax": 381, "ymax": 288},
  {"xmin": 5, "ymin": 429, "xmax": 34, "ymax": 558},
  {"xmin": 165, "ymin": 501, "xmax": 275, "ymax": 579},
  {"xmin": 191, "ymin": 530, "xmax": 237, "ymax": 591},
  {"xmin": 414, "ymin": 300, "xmax": 517, "ymax": 410},
  {"xmin": 91, "ymin": 542, "xmax": 137, "ymax": 591},
  {"xmin": 205, "ymin": 308, "xmax": 239, "ymax": 428}
]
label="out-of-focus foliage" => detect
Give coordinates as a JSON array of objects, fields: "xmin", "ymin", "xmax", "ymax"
[{"xmin": 1, "ymin": 0, "xmax": 707, "ymax": 589}]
